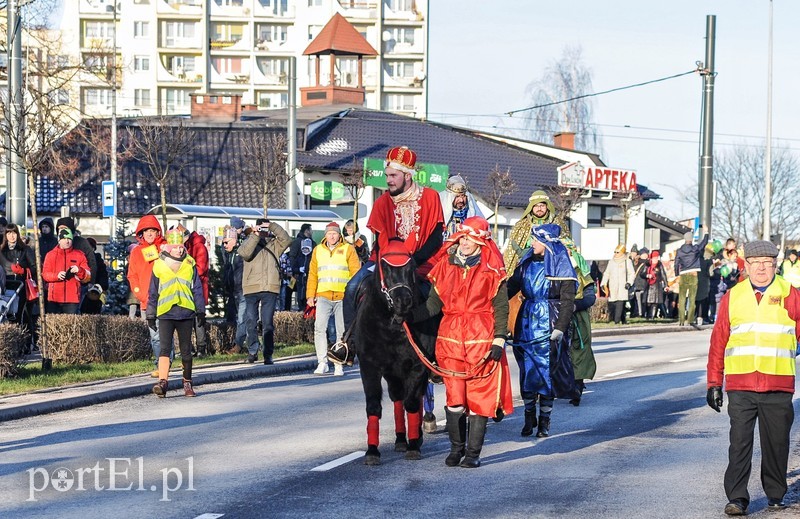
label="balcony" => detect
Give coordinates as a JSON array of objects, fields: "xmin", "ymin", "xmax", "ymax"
[
  {"xmin": 209, "ymin": 2, "xmax": 252, "ymax": 18},
  {"xmin": 160, "ymin": 37, "xmax": 203, "ymax": 50},
  {"xmin": 253, "ymin": 1, "xmax": 294, "ymax": 18},
  {"xmin": 157, "ymin": 0, "xmax": 203, "ymax": 17},
  {"xmin": 337, "ymin": 0, "xmax": 377, "ymax": 18},
  {"xmin": 209, "ymin": 38, "xmax": 251, "ymax": 51}
]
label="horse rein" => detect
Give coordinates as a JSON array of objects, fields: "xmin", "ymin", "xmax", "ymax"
[
  {"xmin": 378, "ymin": 251, "xmax": 415, "ymax": 310},
  {"xmin": 401, "ymin": 322, "xmax": 498, "ymax": 380}
]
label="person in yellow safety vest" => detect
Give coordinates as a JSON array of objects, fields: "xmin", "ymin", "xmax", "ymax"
[
  {"xmin": 147, "ymin": 228, "xmax": 206, "ymax": 398},
  {"xmin": 306, "ymin": 222, "xmax": 360, "ymax": 377},
  {"xmin": 779, "ymin": 249, "xmax": 800, "ymax": 288},
  {"xmin": 706, "ymin": 240, "xmax": 800, "ymax": 516}
]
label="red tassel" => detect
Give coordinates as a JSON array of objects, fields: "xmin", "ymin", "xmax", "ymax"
[
  {"xmin": 367, "ymin": 415, "xmax": 380, "ymax": 447},
  {"xmin": 393, "ymin": 401, "xmax": 406, "ymax": 434},
  {"xmin": 407, "ymin": 409, "xmax": 422, "ymax": 441}
]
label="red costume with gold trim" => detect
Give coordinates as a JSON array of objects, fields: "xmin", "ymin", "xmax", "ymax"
[{"xmin": 427, "ymin": 217, "xmax": 514, "ymax": 418}]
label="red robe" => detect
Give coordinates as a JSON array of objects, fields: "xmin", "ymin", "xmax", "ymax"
[
  {"xmin": 368, "ymin": 185, "xmax": 444, "ymax": 276},
  {"xmin": 428, "ymin": 251, "xmax": 514, "ymax": 418}
]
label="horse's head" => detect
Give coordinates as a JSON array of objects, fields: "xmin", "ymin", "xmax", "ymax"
[{"xmin": 378, "ymin": 240, "xmax": 417, "ymax": 319}]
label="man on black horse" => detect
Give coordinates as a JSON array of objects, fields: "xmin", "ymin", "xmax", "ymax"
[{"xmin": 329, "ymin": 145, "xmax": 444, "ymax": 366}]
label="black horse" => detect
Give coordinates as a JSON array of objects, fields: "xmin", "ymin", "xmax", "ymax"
[{"xmin": 353, "ymin": 243, "xmax": 438, "ymax": 465}]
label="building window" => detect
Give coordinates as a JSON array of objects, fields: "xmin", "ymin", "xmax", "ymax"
[
  {"xmin": 308, "ymin": 0, "xmax": 322, "ymax": 6},
  {"xmin": 256, "ymin": 24, "xmax": 287, "ymax": 44},
  {"xmin": 133, "ymin": 21, "xmax": 150, "ymax": 38},
  {"xmin": 84, "ymin": 21, "xmax": 115, "ymax": 40},
  {"xmin": 133, "ymin": 55, "xmax": 150, "ymax": 72},
  {"xmin": 259, "ymin": 0, "xmax": 288, "ymax": 15},
  {"xmin": 211, "ymin": 23, "xmax": 244, "ymax": 42},
  {"xmin": 308, "ymin": 25, "xmax": 322, "ymax": 41},
  {"xmin": 385, "ymin": 60, "xmax": 414, "ymax": 79},
  {"xmin": 134, "ymin": 89, "xmax": 151, "ymax": 106},
  {"xmin": 49, "ymin": 89, "xmax": 69, "ymax": 105},
  {"xmin": 133, "ymin": 0, "xmax": 149, "ymax": 4},
  {"xmin": 47, "ymin": 55, "xmax": 70, "ymax": 70},
  {"xmin": 385, "ymin": 0, "xmax": 412, "ymax": 11},
  {"xmin": 164, "ymin": 22, "xmax": 197, "ymax": 47},
  {"xmin": 258, "ymin": 57, "xmax": 287, "ymax": 76},
  {"xmin": 215, "ymin": 0, "xmax": 244, "ymax": 5},
  {"xmin": 383, "ymin": 93, "xmax": 414, "ymax": 112},
  {"xmin": 165, "ymin": 55, "xmax": 196, "ymax": 76},
  {"xmin": 84, "ymin": 88, "xmax": 111, "ymax": 106},
  {"xmin": 164, "ymin": 88, "xmax": 191, "ymax": 114},
  {"xmin": 257, "ymin": 91, "xmax": 287, "ymax": 108},
  {"xmin": 211, "ymin": 57, "xmax": 243, "ymax": 74}
]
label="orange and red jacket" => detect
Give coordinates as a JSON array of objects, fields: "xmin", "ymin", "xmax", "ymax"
[
  {"xmin": 707, "ymin": 281, "xmax": 800, "ymax": 393},
  {"xmin": 127, "ymin": 215, "xmax": 166, "ymax": 311},
  {"xmin": 42, "ymin": 246, "xmax": 90, "ymax": 303},
  {"xmin": 185, "ymin": 231, "xmax": 209, "ymax": 303}
]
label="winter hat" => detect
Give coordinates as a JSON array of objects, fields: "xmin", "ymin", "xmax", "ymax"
[
  {"xmin": 787, "ymin": 249, "xmax": 798, "ymax": 257},
  {"xmin": 56, "ymin": 217, "xmax": 76, "ymax": 232},
  {"xmin": 649, "ymin": 250, "xmax": 661, "ymax": 260},
  {"xmin": 223, "ymin": 226, "xmax": 238, "ymax": 241},
  {"xmin": 639, "ymin": 247, "xmax": 649, "ymax": 256},
  {"xmin": 301, "ymin": 238, "xmax": 313, "ymax": 253},
  {"xmin": 230, "ymin": 216, "xmax": 246, "ymax": 230},
  {"xmin": 325, "ymin": 222, "xmax": 341, "ymax": 235},
  {"xmin": 171, "ymin": 224, "xmax": 190, "ymax": 239},
  {"xmin": 166, "ymin": 228, "xmax": 184, "ymax": 245},
  {"xmin": 630, "ymin": 244, "xmax": 639, "ymax": 254},
  {"xmin": 58, "ymin": 228, "xmax": 73, "ymax": 240}
]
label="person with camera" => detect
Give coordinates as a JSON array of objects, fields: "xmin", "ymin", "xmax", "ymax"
[
  {"xmin": 239, "ymin": 217, "xmax": 291, "ymax": 364},
  {"xmin": 707, "ymin": 240, "xmax": 799, "ymax": 515},
  {"xmin": 42, "ymin": 228, "xmax": 90, "ymax": 314}
]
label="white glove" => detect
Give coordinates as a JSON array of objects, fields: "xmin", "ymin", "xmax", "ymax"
[
  {"xmin": 550, "ymin": 329, "xmax": 564, "ymax": 342},
  {"xmin": 299, "ymin": 266, "xmax": 305, "ymax": 274}
]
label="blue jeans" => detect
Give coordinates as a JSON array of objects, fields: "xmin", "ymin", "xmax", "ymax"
[
  {"xmin": 245, "ymin": 291, "xmax": 278, "ymax": 357},
  {"xmin": 234, "ymin": 292, "xmax": 247, "ymax": 348}
]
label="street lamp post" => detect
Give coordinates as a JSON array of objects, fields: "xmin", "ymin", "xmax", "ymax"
[
  {"xmin": 763, "ymin": 0, "xmax": 773, "ymax": 241},
  {"xmin": 109, "ymin": 2, "xmax": 118, "ymax": 239}
]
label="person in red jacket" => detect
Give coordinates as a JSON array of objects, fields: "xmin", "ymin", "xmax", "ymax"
[
  {"xmin": 173, "ymin": 224, "xmax": 209, "ymax": 356},
  {"xmin": 127, "ymin": 215, "xmax": 167, "ymax": 374},
  {"xmin": 42, "ymin": 228, "xmax": 90, "ymax": 314},
  {"xmin": 706, "ymin": 240, "xmax": 799, "ymax": 516}
]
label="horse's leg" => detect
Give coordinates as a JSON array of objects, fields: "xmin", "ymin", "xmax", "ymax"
[
  {"xmin": 403, "ymin": 374, "xmax": 426, "ymax": 460},
  {"xmin": 386, "ymin": 374, "xmax": 408, "ymax": 452},
  {"xmin": 360, "ymin": 363, "xmax": 383, "ymax": 466}
]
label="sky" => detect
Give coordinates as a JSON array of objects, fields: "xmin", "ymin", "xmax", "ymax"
[{"xmin": 427, "ymin": 0, "xmax": 799, "ymax": 222}]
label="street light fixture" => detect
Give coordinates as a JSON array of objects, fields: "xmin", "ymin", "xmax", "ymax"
[{"xmin": 106, "ymin": 2, "xmax": 118, "ymax": 239}]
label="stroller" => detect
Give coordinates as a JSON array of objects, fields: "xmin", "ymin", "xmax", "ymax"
[{"xmin": 0, "ymin": 282, "xmax": 22, "ymax": 323}]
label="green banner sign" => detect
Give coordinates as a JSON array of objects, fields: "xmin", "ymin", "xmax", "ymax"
[
  {"xmin": 309, "ymin": 180, "xmax": 345, "ymax": 201},
  {"xmin": 363, "ymin": 158, "xmax": 449, "ymax": 192}
]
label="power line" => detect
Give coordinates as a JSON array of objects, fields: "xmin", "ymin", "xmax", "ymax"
[{"xmin": 505, "ymin": 68, "xmax": 700, "ymax": 116}]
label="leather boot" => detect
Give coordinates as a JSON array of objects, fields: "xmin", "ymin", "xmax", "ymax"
[
  {"xmin": 520, "ymin": 409, "xmax": 537, "ymax": 437},
  {"xmin": 460, "ymin": 415, "xmax": 487, "ymax": 468},
  {"xmin": 536, "ymin": 415, "xmax": 551, "ymax": 438},
  {"xmin": 152, "ymin": 379, "xmax": 168, "ymax": 398},
  {"xmin": 183, "ymin": 379, "xmax": 196, "ymax": 397},
  {"xmin": 444, "ymin": 408, "xmax": 466, "ymax": 467}
]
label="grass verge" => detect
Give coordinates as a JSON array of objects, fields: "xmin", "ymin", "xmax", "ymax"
[
  {"xmin": 0, "ymin": 342, "xmax": 315, "ymax": 396},
  {"xmin": 592, "ymin": 317, "xmax": 680, "ymax": 329}
]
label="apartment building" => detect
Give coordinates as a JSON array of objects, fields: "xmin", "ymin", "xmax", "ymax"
[{"xmin": 58, "ymin": 0, "xmax": 428, "ymax": 117}]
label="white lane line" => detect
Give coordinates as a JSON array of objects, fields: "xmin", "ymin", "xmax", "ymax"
[
  {"xmin": 310, "ymin": 451, "xmax": 363, "ymax": 472},
  {"xmin": 436, "ymin": 419, "xmax": 446, "ymax": 426},
  {"xmin": 193, "ymin": 514, "xmax": 224, "ymax": 519},
  {"xmin": 670, "ymin": 357, "xmax": 698, "ymax": 363},
  {"xmin": 601, "ymin": 369, "xmax": 634, "ymax": 378}
]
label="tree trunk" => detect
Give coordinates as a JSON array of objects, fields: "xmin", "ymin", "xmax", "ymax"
[
  {"xmin": 262, "ymin": 190, "xmax": 269, "ymax": 219},
  {"xmin": 27, "ymin": 172, "xmax": 47, "ymax": 360},
  {"xmin": 493, "ymin": 200, "xmax": 500, "ymax": 236},
  {"xmin": 160, "ymin": 183, "xmax": 168, "ymax": 232}
]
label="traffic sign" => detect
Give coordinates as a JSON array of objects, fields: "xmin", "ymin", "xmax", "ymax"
[{"xmin": 102, "ymin": 180, "xmax": 116, "ymax": 218}]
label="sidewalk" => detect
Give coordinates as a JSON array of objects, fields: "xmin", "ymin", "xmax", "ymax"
[{"xmin": 0, "ymin": 324, "xmax": 711, "ymax": 423}]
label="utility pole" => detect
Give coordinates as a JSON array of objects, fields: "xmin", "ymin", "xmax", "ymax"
[
  {"xmin": 698, "ymin": 15, "xmax": 715, "ymax": 237},
  {"xmin": 763, "ymin": 0, "xmax": 773, "ymax": 241},
  {"xmin": 109, "ymin": 1, "xmax": 118, "ymax": 238},
  {"xmin": 6, "ymin": 0, "xmax": 26, "ymax": 225},
  {"xmin": 285, "ymin": 56, "xmax": 297, "ymax": 210}
]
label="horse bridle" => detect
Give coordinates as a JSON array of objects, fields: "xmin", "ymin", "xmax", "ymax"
[{"xmin": 378, "ymin": 250, "xmax": 415, "ymax": 311}]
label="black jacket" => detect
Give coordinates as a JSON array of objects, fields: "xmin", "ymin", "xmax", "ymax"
[{"xmin": 674, "ymin": 234, "xmax": 710, "ymax": 275}]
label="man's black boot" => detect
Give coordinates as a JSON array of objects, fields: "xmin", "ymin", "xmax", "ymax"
[
  {"xmin": 536, "ymin": 415, "xmax": 551, "ymax": 438},
  {"xmin": 520, "ymin": 409, "xmax": 537, "ymax": 437},
  {"xmin": 444, "ymin": 408, "xmax": 466, "ymax": 467},
  {"xmin": 460, "ymin": 415, "xmax": 487, "ymax": 468}
]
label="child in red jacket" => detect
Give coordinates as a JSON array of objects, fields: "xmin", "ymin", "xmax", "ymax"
[{"xmin": 42, "ymin": 228, "xmax": 90, "ymax": 314}]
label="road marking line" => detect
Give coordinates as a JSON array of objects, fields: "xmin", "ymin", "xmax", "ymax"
[
  {"xmin": 193, "ymin": 514, "xmax": 224, "ymax": 519},
  {"xmin": 602, "ymin": 370, "xmax": 634, "ymax": 378},
  {"xmin": 670, "ymin": 357, "xmax": 698, "ymax": 363},
  {"xmin": 436, "ymin": 419, "xmax": 446, "ymax": 426},
  {"xmin": 310, "ymin": 451, "xmax": 363, "ymax": 472}
]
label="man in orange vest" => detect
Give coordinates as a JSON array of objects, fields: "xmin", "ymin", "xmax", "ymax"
[{"xmin": 707, "ymin": 240, "xmax": 800, "ymax": 516}]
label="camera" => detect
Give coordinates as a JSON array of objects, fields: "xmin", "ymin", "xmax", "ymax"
[{"xmin": 258, "ymin": 226, "xmax": 270, "ymax": 233}]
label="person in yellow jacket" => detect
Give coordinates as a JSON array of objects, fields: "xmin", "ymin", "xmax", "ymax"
[
  {"xmin": 147, "ymin": 228, "xmax": 206, "ymax": 398},
  {"xmin": 307, "ymin": 222, "xmax": 360, "ymax": 376},
  {"xmin": 779, "ymin": 248, "xmax": 800, "ymax": 288}
]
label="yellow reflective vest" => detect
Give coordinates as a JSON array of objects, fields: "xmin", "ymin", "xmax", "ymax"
[
  {"xmin": 152, "ymin": 256, "xmax": 197, "ymax": 317},
  {"xmin": 725, "ymin": 276, "xmax": 797, "ymax": 377},
  {"xmin": 781, "ymin": 259, "xmax": 800, "ymax": 288},
  {"xmin": 312, "ymin": 243, "xmax": 351, "ymax": 294}
]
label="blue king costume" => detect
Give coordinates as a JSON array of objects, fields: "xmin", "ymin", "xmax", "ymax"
[{"xmin": 508, "ymin": 224, "xmax": 579, "ymax": 438}]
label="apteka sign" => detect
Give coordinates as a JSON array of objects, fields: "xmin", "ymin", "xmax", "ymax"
[{"xmin": 557, "ymin": 161, "xmax": 637, "ymax": 193}]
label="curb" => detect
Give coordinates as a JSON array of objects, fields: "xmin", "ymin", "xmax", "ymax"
[
  {"xmin": 0, "ymin": 356, "xmax": 317, "ymax": 423},
  {"xmin": 593, "ymin": 324, "xmax": 713, "ymax": 337}
]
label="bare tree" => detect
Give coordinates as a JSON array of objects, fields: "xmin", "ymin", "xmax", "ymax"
[
  {"xmin": 543, "ymin": 185, "xmax": 588, "ymax": 237},
  {"xmin": 615, "ymin": 191, "xmax": 644, "ymax": 246},
  {"xmin": 125, "ymin": 117, "xmax": 196, "ymax": 230},
  {"xmin": 482, "ymin": 164, "xmax": 517, "ymax": 235},
  {"xmin": 341, "ymin": 157, "xmax": 367, "ymax": 228},
  {"xmin": 234, "ymin": 131, "xmax": 288, "ymax": 217},
  {"xmin": 522, "ymin": 45, "xmax": 603, "ymax": 154}
]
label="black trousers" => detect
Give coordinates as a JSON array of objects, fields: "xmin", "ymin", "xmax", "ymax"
[
  {"xmin": 158, "ymin": 318, "xmax": 194, "ymax": 380},
  {"xmin": 725, "ymin": 391, "xmax": 794, "ymax": 504},
  {"xmin": 609, "ymin": 300, "xmax": 626, "ymax": 324}
]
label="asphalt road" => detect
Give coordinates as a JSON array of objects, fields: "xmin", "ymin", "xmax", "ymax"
[{"xmin": 2, "ymin": 330, "xmax": 800, "ymax": 519}]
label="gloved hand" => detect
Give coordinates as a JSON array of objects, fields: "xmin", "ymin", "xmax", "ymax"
[
  {"xmin": 624, "ymin": 283, "xmax": 631, "ymax": 289},
  {"xmin": 706, "ymin": 386, "xmax": 723, "ymax": 412},
  {"xmin": 196, "ymin": 314, "xmax": 206, "ymax": 329},
  {"xmin": 550, "ymin": 329, "xmax": 564, "ymax": 342},
  {"xmin": 490, "ymin": 338, "xmax": 505, "ymax": 361},
  {"xmin": 299, "ymin": 266, "xmax": 305, "ymax": 274},
  {"xmin": 147, "ymin": 319, "xmax": 157, "ymax": 332},
  {"xmin": 11, "ymin": 263, "xmax": 24, "ymax": 275}
]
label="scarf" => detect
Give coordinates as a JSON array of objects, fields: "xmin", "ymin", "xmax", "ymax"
[
  {"xmin": 454, "ymin": 247, "xmax": 482, "ymax": 268},
  {"xmin": 390, "ymin": 182, "xmax": 422, "ymax": 241},
  {"xmin": 529, "ymin": 224, "xmax": 577, "ymax": 283},
  {"xmin": 647, "ymin": 262, "xmax": 658, "ymax": 285}
]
